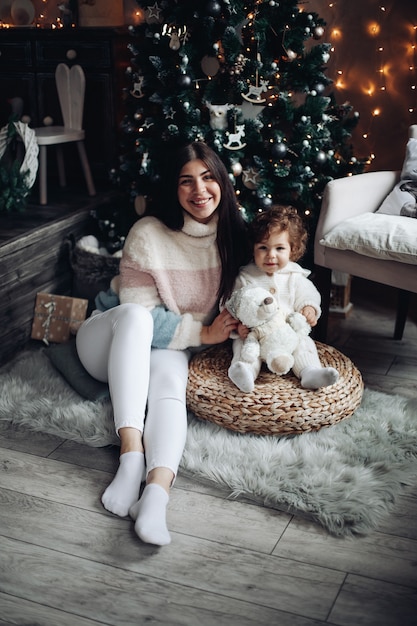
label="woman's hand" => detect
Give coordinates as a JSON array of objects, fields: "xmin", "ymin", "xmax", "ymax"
[
  {"xmin": 301, "ymin": 305, "xmax": 318, "ymax": 327},
  {"xmin": 201, "ymin": 309, "xmax": 238, "ymax": 345}
]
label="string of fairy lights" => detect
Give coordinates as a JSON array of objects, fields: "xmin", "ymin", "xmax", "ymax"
[
  {"xmin": 1, "ymin": 1, "xmax": 416, "ymax": 166},
  {"xmin": 321, "ymin": 1, "xmax": 417, "ymax": 163}
]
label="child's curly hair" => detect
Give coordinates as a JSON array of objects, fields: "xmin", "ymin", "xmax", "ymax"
[{"xmin": 249, "ymin": 205, "xmax": 308, "ymax": 262}]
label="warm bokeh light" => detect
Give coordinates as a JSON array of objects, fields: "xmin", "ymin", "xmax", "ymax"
[
  {"xmin": 322, "ymin": 0, "xmax": 417, "ymax": 169},
  {"xmin": 362, "ymin": 83, "xmax": 376, "ymax": 97},
  {"xmin": 330, "ymin": 28, "xmax": 342, "ymax": 39},
  {"xmin": 367, "ymin": 22, "xmax": 381, "ymax": 37}
]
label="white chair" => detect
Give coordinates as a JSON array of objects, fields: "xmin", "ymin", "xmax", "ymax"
[
  {"xmin": 314, "ymin": 125, "xmax": 417, "ymax": 341},
  {"xmin": 34, "ymin": 63, "xmax": 96, "ymax": 205}
]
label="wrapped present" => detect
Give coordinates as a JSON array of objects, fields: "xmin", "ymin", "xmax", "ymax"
[{"xmin": 31, "ymin": 293, "xmax": 88, "ymax": 345}]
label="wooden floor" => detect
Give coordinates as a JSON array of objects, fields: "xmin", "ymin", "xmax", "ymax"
[{"xmin": 0, "ymin": 280, "xmax": 416, "ymax": 626}]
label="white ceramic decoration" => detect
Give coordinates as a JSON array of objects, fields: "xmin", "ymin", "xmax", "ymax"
[{"xmin": 10, "ymin": 0, "xmax": 35, "ymax": 25}]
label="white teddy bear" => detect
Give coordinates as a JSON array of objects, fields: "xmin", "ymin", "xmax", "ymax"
[{"xmin": 225, "ymin": 285, "xmax": 311, "ymax": 388}]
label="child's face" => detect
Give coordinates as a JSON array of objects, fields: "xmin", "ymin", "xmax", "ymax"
[{"xmin": 253, "ymin": 227, "xmax": 291, "ymax": 274}]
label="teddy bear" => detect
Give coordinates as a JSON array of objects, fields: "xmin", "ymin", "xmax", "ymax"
[{"xmin": 225, "ymin": 285, "xmax": 311, "ymax": 389}]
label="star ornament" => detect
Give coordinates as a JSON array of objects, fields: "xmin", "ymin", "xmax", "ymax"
[
  {"xmin": 164, "ymin": 107, "xmax": 176, "ymax": 119},
  {"xmin": 239, "ymin": 100, "xmax": 265, "ymax": 121},
  {"xmin": 242, "ymin": 167, "xmax": 260, "ymax": 189},
  {"xmin": 146, "ymin": 2, "xmax": 162, "ymax": 24}
]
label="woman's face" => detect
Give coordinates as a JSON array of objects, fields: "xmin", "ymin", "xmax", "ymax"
[{"xmin": 177, "ymin": 159, "xmax": 221, "ymax": 223}]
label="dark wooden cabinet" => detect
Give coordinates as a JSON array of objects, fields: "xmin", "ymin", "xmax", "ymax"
[{"xmin": 0, "ymin": 27, "xmax": 130, "ymax": 186}]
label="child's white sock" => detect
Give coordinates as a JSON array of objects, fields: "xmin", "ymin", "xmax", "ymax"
[
  {"xmin": 129, "ymin": 483, "xmax": 171, "ymax": 546},
  {"xmin": 228, "ymin": 361, "xmax": 255, "ymax": 393},
  {"xmin": 300, "ymin": 366, "xmax": 339, "ymax": 389},
  {"xmin": 101, "ymin": 451, "xmax": 145, "ymax": 517}
]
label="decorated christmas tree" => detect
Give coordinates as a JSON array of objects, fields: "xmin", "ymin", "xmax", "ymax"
[{"xmin": 109, "ymin": 0, "xmax": 367, "ymax": 262}]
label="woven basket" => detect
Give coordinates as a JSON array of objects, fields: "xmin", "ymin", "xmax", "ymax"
[
  {"xmin": 70, "ymin": 245, "xmax": 120, "ymax": 303},
  {"xmin": 186, "ymin": 342, "xmax": 364, "ymax": 436}
]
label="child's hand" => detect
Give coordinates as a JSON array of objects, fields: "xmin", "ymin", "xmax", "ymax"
[
  {"xmin": 237, "ymin": 323, "xmax": 249, "ymax": 340},
  {"xmin": 301, "ymin": 306, "xmax": 317, "ymax": 327}
]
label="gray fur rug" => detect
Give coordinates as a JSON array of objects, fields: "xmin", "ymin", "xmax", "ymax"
[{"xmin": 1, "ymin": 349, "xmax": 416, "ymax": 537}]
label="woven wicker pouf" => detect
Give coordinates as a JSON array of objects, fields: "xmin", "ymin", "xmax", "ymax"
[{"xmin": 186, "ymin": 342, "xmax": 363, "ymax": 436}]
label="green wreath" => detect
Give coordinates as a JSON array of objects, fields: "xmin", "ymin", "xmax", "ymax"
[{"xmin": 0, "ymin": 120, "xmax": 39, "ymax": 213}]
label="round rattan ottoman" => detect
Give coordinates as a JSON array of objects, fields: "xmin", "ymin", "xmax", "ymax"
[{"xmin": 186, "ymin": 342, "xmax": 363, "ymax": 436}]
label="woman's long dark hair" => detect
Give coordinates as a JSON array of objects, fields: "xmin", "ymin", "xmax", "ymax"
[{"xmin": 149, "ymin": 141, "xmax": 250, "ymax": 303}]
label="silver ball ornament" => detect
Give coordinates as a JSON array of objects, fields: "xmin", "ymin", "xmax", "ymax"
[
  {"xmin": 260, "ymin": 196, "xmax": 273, "ymax": 209},
  {"xmin": 313, "ymin": 26, "xmax": 325, "ymax": 39},
  {"xmin": 231, "ymin": 162, "xmax": 243, "ymax": 176},
  {"xmin": 272, "ymin": 142, "xmax": 287, "ymax": 158},
  {"xmin": 177, "ymin": 74, "xmax": 192, "ymax": 88},
  {"xmin": 313, "ymin": 83, "xmax": 325, "ymax": 94}
]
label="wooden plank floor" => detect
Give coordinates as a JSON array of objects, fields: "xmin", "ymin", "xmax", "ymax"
[{"xmin": 0, "ymin": 279, "xmax": 416, "ymax": 626}]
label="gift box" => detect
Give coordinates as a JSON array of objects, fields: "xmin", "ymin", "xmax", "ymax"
[{"xmin": 31, "ymin": 293, "xmax": 88, "ymax": 345}]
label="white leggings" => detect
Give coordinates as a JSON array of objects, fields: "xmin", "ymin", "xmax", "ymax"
[{"xmin": 76, "ymin": 303, "xmax": 190, "ymax": 477}]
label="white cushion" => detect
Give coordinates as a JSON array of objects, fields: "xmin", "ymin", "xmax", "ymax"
[{"xmin": 319, "ymin": 212, "xmax": 417, "ymax": 264}]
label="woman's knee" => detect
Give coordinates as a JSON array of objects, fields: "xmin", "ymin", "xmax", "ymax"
[
  {"xmin": 113, "ymin": 303, "xmax": 153, "ymax": 332},
  {"xmin": 149, "ymin": 350, "xmax": 189, "ymax": 399},
  {"xmin": 111, "ymin": 304, "xmax": 154, "ymax": 347}
]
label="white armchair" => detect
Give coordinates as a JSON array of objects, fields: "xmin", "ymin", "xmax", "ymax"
[{"xmin": 314, "ymin": 125, "xmax": 417, "ymax": 341}]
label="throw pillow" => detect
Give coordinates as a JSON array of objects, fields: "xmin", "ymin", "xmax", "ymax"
[
  {"xmin": 45, "ymin": 340, "xmax": 110, "ymax": 401},
  {"xmin": 401, "ymin": 137, "xmax": 417, "ymax": 179},
  {"xmin": 377, "ymin": 138, "xmax": 417, "ymax": 217}
]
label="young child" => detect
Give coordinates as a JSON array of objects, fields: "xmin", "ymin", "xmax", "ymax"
[{"xmin": 228, "ymin": 205, "xmax": 339, "ymax": 392}]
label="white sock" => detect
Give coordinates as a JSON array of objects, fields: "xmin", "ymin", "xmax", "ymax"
[
  {"xmin": 228, "ymin": 361, "xmax": 255, "ymax": 393},
  {"xmin": 300, "ymin": 366, "xmax": 339, "ymax": 389},
  {"xmin": 129, "ymin": 483, "xmax": 171, "ymax": 546},
  {"xmin": 101, "ymin": 451, "xmax": 145, "ymax": 517}
]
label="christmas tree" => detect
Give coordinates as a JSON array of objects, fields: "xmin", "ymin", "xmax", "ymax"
[{"xmin": 109, "ymin": 0, "xmax": 367, "ymax": 262}]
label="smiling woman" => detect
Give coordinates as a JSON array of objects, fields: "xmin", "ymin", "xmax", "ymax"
[
  {"xmin": 75, "ymin": 141, "xmax": 250, "ymax": 547},
  {"xmin": 177, "ymin": 159, "xmax": 221, "ymax": 223}
]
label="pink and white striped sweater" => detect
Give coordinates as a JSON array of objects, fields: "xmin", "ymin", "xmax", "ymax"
[{"xmin": 118, "ymin": 211, "xmax": 221, "ymax": 350}]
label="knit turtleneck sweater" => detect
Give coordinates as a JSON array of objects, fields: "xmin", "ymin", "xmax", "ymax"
[
  {"xmin": 118, "ymin": 211, "xmax": 221, "ymax": 350},
  {"xmin": 234, "ymin": 261, "xmax": 322, "ymax": 320}
]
